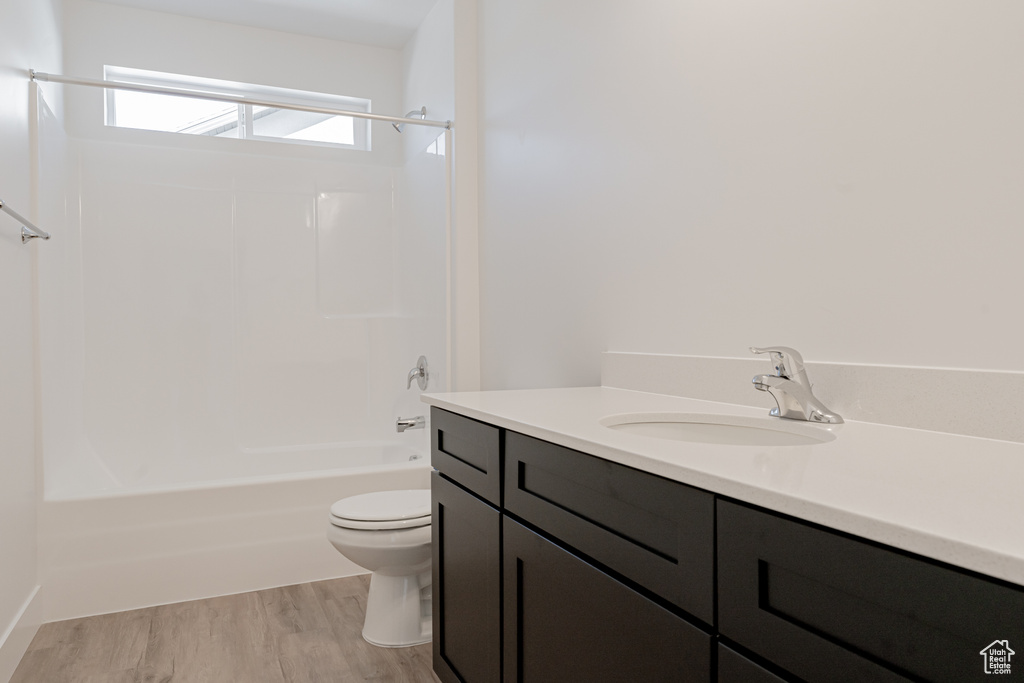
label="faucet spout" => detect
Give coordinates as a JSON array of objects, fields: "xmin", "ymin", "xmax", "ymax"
[{"xmin": 396, "ymin": 416, "xmax": 426, "ymax": 433}]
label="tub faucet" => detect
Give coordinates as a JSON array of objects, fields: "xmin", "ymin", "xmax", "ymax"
[
  {"xmin": 750, "ymin": 346, "xmax": 843, "ymax": 424},
  {"xmin": 396, "ymin": 416, "xmax": 426, "ymax": 433}
]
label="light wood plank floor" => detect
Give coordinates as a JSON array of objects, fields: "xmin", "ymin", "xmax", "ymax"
[{"xmin": 11, "ymin": 575, "xmax": 441, "ymax": 683}]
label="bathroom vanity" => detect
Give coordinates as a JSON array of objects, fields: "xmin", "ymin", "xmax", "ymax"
[{"xmin": 424, "ymin": 389, "xmax": 1024, "ymax": 683}]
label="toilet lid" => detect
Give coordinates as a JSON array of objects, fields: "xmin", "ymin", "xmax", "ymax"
[{"xmin": 330, "ymin": 489, "xmax": 431, "ymax": 523}]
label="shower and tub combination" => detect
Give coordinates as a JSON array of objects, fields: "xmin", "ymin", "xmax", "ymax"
[{"xmin": 32, "ymin": 68, "xmax": 453, "ymax": 640}]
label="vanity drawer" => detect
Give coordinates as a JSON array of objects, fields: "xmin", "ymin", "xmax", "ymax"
[
  {"xmin": 504, "ymin": 430, "xmax": 715, "ymax": 624},
  {"xmin": 431, "ymin": 408, "xmax": 502, "ymax": 506},
  {"xmin": 718, "ymin": 499, "xmax": 1024, "ymax": 683}
]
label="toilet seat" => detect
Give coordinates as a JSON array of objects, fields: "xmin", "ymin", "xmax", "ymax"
[
  {"xmin": 329, "ymin": 513, "xmax": 431, "ymax": 531},
  {"xmin": 329, "ymin": 489, "xmax": 431, "ymax": 531}
]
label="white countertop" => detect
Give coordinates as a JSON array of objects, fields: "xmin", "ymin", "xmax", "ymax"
[{"xmin": 422, "ymin": 387, "xmax": 1024, "ymax": 587}]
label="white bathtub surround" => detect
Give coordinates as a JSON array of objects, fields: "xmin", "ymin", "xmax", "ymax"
[
  {"xmin": 603, "ymin": 352, "xmax": 1024, "ymax": 444},
  {"xmin": 39, "ymin": 460, "xmax": 430, "ymax": 622},
  {"xmin": 422, "ymin": 387, "xmax": 1024, "ymax": 588},
  {"xmin": 39, "ymin": 139, "xmax": 440, "ymax": 493}
]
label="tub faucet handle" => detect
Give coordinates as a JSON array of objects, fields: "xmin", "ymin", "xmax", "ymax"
[{"xmin": 406, "ymin": 356, "xmax": 429, "ymax": 390}]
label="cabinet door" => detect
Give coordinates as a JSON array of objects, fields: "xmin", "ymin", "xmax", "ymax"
[
  {"xmin": 432, "ymin": 472, "xmax": 501, "ymax": 683},
  {"xmin": 503, "ymin": 518, "xmax": 711, "ymax": 683},
  {"xmin": 717, "ymin": 644, "xmax": 790, "ymax": 683}
]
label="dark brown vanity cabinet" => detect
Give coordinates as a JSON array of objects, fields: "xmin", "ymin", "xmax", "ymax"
[{"xmin": 431, "ymin": 407, "xmax": 1024, "ymax": 683}]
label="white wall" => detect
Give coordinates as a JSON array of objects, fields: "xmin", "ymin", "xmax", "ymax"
[
  {"xmin": 0, "ymin": 0, "xmax": 62, "ymax": 677},
  {"xmin": 62, "ymin": 0, "xmax": 404, "ymax": 163},
  {"xmin": 476, "ymin": 0, "xmax": 1024, "ymax": 389},
  {"xmin": 403, "ymin": 0, "xmax": 455, "ymax": 136},
  {"xmin": 450, "ymin": 0, "xmax": 482, "ymax": 391}
]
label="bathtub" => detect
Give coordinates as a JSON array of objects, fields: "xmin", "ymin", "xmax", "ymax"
[{"xmin": 38, "ymin": 443, "xmax": 432, "ymax": 622}]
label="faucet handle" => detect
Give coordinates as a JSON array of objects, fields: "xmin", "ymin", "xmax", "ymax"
[
  {"xmin": 406, "ymin": 356, "xmax": 429, "ymax": 390},
  {"xmin": 750, "ymin": 346, "xmax": 809, "ymax": 386}
]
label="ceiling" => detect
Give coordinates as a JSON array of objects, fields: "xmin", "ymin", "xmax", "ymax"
[{"xmin": 96, "ymin": 0, "xmax": 440, "ymax": 48}]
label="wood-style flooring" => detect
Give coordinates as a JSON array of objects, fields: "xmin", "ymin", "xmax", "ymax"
[{"xmin": 11, "ymin": 575, "xmax": 441, "ymax": 683}]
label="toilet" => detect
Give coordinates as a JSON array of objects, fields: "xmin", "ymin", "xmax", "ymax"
[{"xmin": 326, "ymin": 489, "xmax": 432, "ymax": 647}]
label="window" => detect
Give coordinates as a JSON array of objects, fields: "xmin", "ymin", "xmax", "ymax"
[
  {"xmin": 426, "ymin": 133, "xmax": 446, "ymax": 156},
  {"xmin": 104, "ymin": 66, "xmax": 371, "ymax": 150}
]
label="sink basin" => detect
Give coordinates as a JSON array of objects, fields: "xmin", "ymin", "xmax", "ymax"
[{"xmin": 600, "ymin": 412, "xmax": 837, "ymax": 447}]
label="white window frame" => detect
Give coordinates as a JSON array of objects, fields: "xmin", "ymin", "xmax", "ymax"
[{"xmin": 103, "ymin": 66, "xmax": 372, "ymax": 151}]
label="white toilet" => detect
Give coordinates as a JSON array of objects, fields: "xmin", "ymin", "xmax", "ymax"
[{"xmin": 326, "ymin": 489, "xmax": 433, "ymax": 647}]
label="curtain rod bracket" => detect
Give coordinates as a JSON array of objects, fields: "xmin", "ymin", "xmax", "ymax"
[
  {"xmin": 0, "ymin": 198, "xmax": 51, "ymax": 244},
  {"xmin": 22, "ymin": 226, "xmax": 50, "ymax": 243}
]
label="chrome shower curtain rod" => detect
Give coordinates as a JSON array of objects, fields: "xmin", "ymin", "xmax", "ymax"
[
  {"xmin": 0, "ymin": 197, "xmax": 51, "ymax": 243},
  {"xmin": 29, "ymin": 70, "xmax": 453, "ymax": 130}
]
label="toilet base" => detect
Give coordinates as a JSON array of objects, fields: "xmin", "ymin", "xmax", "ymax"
[{"xmin": 362, "ymin": 570, "xmax": 432, "ymax": 648}]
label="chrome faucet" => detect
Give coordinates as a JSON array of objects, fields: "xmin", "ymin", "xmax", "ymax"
[
  {"xmin": 396, "ymin": 416, "xmax": 426, "ymax": 433},
  {"xmin": 750, "ymin": 346, "xmax": 843, "ymax": 424}
]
